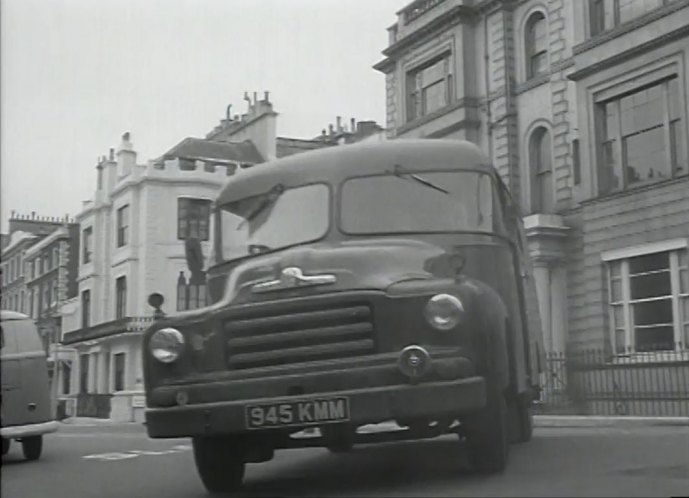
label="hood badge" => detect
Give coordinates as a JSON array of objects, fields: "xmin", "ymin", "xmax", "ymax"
[{"xmin": 251, "ymin": 267, "xmax": 336, "ymax": 293}]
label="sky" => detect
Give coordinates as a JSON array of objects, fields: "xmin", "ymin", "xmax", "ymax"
[{"xmin": 1, "ymin": 0, "xmax": 410, "ymax": 233}]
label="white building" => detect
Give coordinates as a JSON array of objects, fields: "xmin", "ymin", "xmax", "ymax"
[{"xmin": 60, "ymin": 126, "xmax": 263, "ymax": 422}]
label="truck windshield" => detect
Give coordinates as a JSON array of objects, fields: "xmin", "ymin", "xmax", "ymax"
[
  {"xmin": 216, "ymin": 183, "xmax": 330, "ymax": 261},
  {"xmin": 340, "ymin": 171, "xmax": 495, "ymax": 234}
]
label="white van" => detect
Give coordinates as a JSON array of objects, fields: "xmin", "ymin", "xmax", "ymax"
[{"xmin": 1, "ymin": 310, "xmax": 59, "ymax": 460}]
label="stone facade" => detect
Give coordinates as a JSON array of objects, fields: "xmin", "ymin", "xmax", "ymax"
[{"xmin": 375, "ymin": 0, "xmax": 689, "ymax": 355}]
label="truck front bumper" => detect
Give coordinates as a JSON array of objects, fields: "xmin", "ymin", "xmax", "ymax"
[{"xmin": 145, "ymin": 376, "xmax": 486, "ymax": 438}]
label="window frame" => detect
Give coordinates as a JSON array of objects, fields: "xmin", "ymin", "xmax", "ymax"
[
  {"xmin": 604, "ymin": 239, "xmax": 689, "ymax": 356},
  {"xmin": 116, "ymin": 204, "xmax": 130, "ymax": 248},
  {"xmin": 177, "ymin": 197, "xmax": 212, "ymax": 241},
  {"xmin": 525, "ymin": 10, "xmax": 548, "ymax": 80},
  {"xmin": 115, "ymin": 276, "xmax": 127, "ymax": 319},
  {"xmin": 81, "ymin": 289, "xmax": 91, "ymax": 328},
  {"xmin": 528, "ymin": 126, "xmax": 555, "ymax": 214},
  {"xmin": 595, "ymin": 75, "xmax": 686, "ymax": 194},
  {"xmin": 82, "ymin": 226, "xmax": 93, "ymax": 264},
  {"xmin": 405, "ymin": 50, "xmax": 454, "ymax": 123},
  {"xmin": 589, "ymin": 0, "xmax": 672, "ymax": 37}
]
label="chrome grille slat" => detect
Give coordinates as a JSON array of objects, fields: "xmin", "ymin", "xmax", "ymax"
[
  {"xmin": 224, "ymin": 301, "xmax": 375, "ymax": 369},
  {"xmin": 227, "ymin": 322, "xmax": 373, "ymax": 349},
  {"xmin": 227, "ymin": 305, "xmax": 371, "ymax": 335},
  {"xmin": 228, "ymin": 339, "xmax": 375, "ymax": 369}
]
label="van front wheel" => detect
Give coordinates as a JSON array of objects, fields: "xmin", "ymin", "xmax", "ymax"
[
  {"xmin": 22, "ymin": 436, "xmax": 43, "ymax": 460},
  {"xmin": 462, "ymin": 385, "xmax": 509, "ymax": 474},
  {"xmin": 192, "ymin": 436, "xmax": 246, "ymax": 494}
]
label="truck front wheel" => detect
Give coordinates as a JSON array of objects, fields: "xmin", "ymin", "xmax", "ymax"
[
  {"xmin": 461, "ymin": 384, "xmax": 509, "ymax": 474},
  {"xmin": 192, "ymin": 436, "xmax": 246, "ymax": 494}
]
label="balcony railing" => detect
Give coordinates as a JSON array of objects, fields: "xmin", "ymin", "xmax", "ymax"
[{"xmin": 62, "ymin": 316, "xmax": 155, "ymax": 345}]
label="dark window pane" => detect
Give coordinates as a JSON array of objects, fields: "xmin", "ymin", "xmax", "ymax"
[
  {"xmin": 630, "ymin": 271, "xmax": 671, "ymax": 299},
  {"xmin": 629, "ymin": 252, "xmax": 669, "ymax": 273},
  {"xmin": 632, "ymin": 298, "xmax": 673, "ymax": 326},
  {"xmin": 623, "ymin": 126, "xmax": 667, "ymax": 184},
  {"xmin": 635, "ymin": 325, "xmax": 674, "ymax": 352}
]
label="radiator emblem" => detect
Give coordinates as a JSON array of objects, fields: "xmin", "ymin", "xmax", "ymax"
[{"xmin": 251, "ymin": 267, "xmax": 336, "ymax": 293}]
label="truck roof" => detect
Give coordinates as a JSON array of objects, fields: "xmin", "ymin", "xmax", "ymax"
[{"xmin": 217, "ymin": 139, "xmax": 493, "ymax": 206}]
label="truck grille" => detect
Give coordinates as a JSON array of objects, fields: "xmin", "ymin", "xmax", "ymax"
[{"xmin": 225, "ymin": 302, "xmax": 375, "ymax": 369}]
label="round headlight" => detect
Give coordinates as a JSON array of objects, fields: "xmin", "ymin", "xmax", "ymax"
[
  {"xmin": 424, "ymin": 294, "xmax": 464, "ymax": 331},
  {"xmin": 149, "ymin": 328, "xmax": 185, "ymax": 363}
]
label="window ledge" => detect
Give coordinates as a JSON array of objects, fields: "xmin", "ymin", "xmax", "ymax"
[
  {"xmin": 610, "ymin": 350, "xmax": 689, "ymax": 365},
  {"xmin": 398, "ymin": 98, "xmax": 480, "ymax": 135},
  {"xmin": 583, "ymin": 175, "xmax": 689, "ymax": 206},
  {"xmin": 515, "ymin": 73, "xmax": 550, "ymax": 94}
]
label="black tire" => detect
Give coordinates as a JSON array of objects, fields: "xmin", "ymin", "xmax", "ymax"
[
  {"xmin": 2, "ymin": 438, "xmax": 10, "ymax": 455},
  {"xmin": 192, "ymin": 436, "xmax": 246, "ymax": 494},
  {"xmin": 463, "ymin": 385, "xmax": 509, "ymax": 474},
  {"xmin": 22, "ymin": 436, "xmax": 43, "ymax": 461}
]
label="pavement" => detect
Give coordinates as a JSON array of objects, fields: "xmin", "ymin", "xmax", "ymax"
[{"xmin": 60, "ymin": 415, "xmax": 689, "ymax": 428}]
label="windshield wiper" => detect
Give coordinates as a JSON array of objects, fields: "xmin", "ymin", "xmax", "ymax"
[
  {"xmin": 237, "ymin": 184, "xmax": 285, "ymax": 230},
  {"xmin": 392, "ymin": 164, "xmax": 449, "ymax": 195}
]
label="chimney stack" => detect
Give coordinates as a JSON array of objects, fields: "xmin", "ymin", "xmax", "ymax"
[
  {"xmin": 328, "ymin": 124, "xmax": 334, "ymax": 136},
  {"xmin": 264, "ymin": 91, "xmax": 270, "ymax": 102},
  {"xmin": 336, "ymin": 116, "xmax": 342, "ymax": 132},
  {"xmin": 351, "ymin": 118, "xmax": 356, "ymax": 133}
]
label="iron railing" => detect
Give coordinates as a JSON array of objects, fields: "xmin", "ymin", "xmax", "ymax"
[{"xmin": 535, "ymin": 346, "xmax": 689, "ymax": 416}]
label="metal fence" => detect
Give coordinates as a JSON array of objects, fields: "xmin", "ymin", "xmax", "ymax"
[{"xmin": 534, "ymin": 348, "xmax": 689, "ymax": 416}]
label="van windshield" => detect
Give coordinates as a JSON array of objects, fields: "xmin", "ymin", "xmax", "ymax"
[
  {"xmin": 215, "ymin": 183, "xmax": 330, "ymax": 262},
  {"xmin": 340, "ymin": 171, "xmax": 496, "ymax": 234}
]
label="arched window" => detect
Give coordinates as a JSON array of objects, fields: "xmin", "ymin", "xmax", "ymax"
[
  {"xmin": 530, "ymin": 127, "xmax": 554, "ymax": 213},
  {"xmin": 525, "ymin": 11, "xmax": 548, "ymax": 79}
]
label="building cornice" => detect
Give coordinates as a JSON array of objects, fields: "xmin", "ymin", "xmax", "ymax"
[
  {"xmin": 373, "ymin": 5, "xmax": 474, "ymax": 72},
  {"xmin": 569, "ymin": 20, "xmax": 689, "ymax": 81}
]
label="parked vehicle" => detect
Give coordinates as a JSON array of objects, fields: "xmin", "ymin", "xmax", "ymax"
[
  {"xmin": 142, "ymin": 139, "xmax": 545, "ymax": 493},
  {"xmin": 1, "ymin": 310, "xmax": 59, "ymax": 460}
]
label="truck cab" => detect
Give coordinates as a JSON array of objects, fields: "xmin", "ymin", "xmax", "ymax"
[{"xmin": 142, "ymin": 139, "xmax": 545, "ymax": 493}]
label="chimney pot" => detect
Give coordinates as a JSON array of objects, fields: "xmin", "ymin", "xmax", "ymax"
[
  {"xmin": 336, "ymin": 116, "xmax": 342, "ymax": 132},
  {"xmin": 123, "ymin": 132, "xmax": 130, "ymax": 141},
  {"xmin": 31, "ymin": 211, "xmax": 36, "ymax": 219},
  {"xmin": 253, "ymin": 91, "xmax": 257, "ymax": 104},
  {"xmin": 328, "ymin": 124, "xmax": 334, "ymax": 136},
  {"xmin": 264, "ymin": 91, "xmax": 269, "ymax": 102},
  {"xmin": 109, "ymin": 148, "xmax": 115, "ymax": 160},
  {"xmin": 351, "ymin": 118, "xmax": 356, "ymax": 133}
]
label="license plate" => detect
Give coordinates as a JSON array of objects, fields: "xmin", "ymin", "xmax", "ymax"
[{"xmin": 245, "ymin": 397, "xmax": 350, "ymax": 430}]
